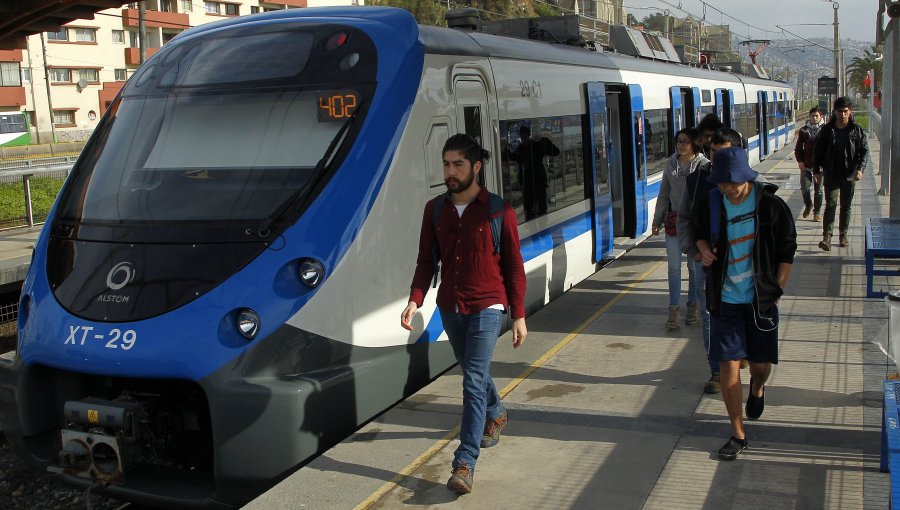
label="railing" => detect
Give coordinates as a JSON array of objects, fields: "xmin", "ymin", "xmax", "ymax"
[{"xmin": 0, "ymin": 164, "xmax": 73, "ymax": 230}]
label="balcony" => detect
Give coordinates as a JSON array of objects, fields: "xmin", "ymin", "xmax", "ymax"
[
  {"xmin": 125, "ymin": 47, "xmax": 160, "ymax": 66},
  {"xmin": 0, "ymin": 87, "xmax": 26, "ymax": 108},
  {"xmin": 0, "ymin": 50, "xmax": 23, "ymax": 62},
  {"xmin": 279, "ymin": 0, "xmax": 308, "ymax": 7},
  {"xmin": 121, "ymin": 8, "xmax": 189, "ymax": 30}
]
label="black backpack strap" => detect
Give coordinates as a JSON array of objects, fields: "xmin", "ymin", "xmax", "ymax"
[
  {"xmin": 431, "ymin": 195, "xmax": 447, "ymax": 288},
  {"xmin": 487, "ymin": 192, "xmax": 505, "ymax": 254}
]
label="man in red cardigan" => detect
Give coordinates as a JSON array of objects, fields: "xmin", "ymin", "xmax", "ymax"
[{"xmin": 401, "ymin": 134, "xmax": 527, "ymax": 495}]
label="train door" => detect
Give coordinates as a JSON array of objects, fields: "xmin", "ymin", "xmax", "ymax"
[
  {"xmin": 627, "ymin": 84, "xmax": 646, "ymax": 237},
  {"xmin": 690, "ymin": 88, "xmax": 702, "ymax": 127},
  {"xmin": 770, "ymin": 90, "xmax": 779, "ymax": 150},
  {"xmin": 670, "ymin": 86, "xmax": 686, "ymax": 136},
  {"xmin": 585, "ymin": 82, "xmax": 613, "ymax": 261},
  {"xmin": 595, "ymin": 84, "xmax": 637, "ymax": 239},
  {"xmin": 453, "ymin": 77, "xmax": 497, "ymax": 192},
  {"xmin": 757, "ymin": 91, "xmax": 769, "ymax": 160},
  {"xmin": 715, "ymin": 88, "xmax": 735, "ymax": 128}
]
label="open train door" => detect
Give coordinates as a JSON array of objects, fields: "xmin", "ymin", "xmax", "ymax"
[
  {"xmin": 758, "ymin": 90, "xmax": 769, "ymax": 160},
  {"xmin": 628, "ymin": 84, "xmax": 647, "ymax": 237},
  {"xmin": 715, "ymin": 88, "xmax": 735, "ymax": 128},
  {"xmin": 690, "ymin": 87, "xmax": 702, "ymax": 127},
  {"xmin": 585, "ymin": 82, "xmax": 613, "ymax": 262}
]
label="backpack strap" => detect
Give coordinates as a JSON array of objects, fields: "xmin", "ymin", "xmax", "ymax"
[{"xmin": 487, "ymin": 192, "xmax": 505, "ymax": 255}]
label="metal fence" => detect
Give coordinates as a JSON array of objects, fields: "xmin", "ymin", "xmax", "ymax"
[{"xmin": 0, "ymin": 164, "xmax": 73, "ymax": 230}]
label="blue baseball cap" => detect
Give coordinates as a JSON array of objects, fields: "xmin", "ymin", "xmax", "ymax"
[{"xmin": 707, "ymin": 147, "xmax": 758, "ymax": 184}]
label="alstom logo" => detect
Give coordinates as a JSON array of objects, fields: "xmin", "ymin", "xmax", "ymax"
[{"xmin": 106, "ymin": 262, "xmax": 136, "ymax": 291}]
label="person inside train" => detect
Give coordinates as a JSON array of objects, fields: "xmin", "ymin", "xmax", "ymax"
[
  {"xmin": 402, "ymin": 134, "xmax": 527, "ymax": 495},
  {"xmin": 505, "ymin": 125, "xmax": 560, "ymax": 220},
  {"xmin": 651, "ymin": 127, "xmax": 710, "ymax": 331}
]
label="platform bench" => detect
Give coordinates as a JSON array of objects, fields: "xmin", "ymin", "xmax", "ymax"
[
  {"xmin": 866, "ymin": 218, "xmax": 900, "ymax": 298},
  {"xmin": 882, "ymin": 381, "xmax": 900, "ymax": 509}
]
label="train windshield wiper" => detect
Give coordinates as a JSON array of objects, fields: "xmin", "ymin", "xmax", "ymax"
[{"xmin": 257, "ymin": 100, "xmax": 363, "ymax": 237}]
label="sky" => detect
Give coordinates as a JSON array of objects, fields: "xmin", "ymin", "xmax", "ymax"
[{"xmin": 622, "ymin": 0, "xmax": 878, "ymax": 43}]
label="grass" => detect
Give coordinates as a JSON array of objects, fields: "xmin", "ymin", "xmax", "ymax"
[{"xmin": 0, "ymin": 176, "xmax": 66, "ymax": 226}]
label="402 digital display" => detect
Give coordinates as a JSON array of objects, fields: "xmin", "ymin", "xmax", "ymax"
[{"xmin": 318, "ymin": 90, "xmax": 359, "ymax": 122}]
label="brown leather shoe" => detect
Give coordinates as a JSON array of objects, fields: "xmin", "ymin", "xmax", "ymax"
[
  {"xmin": 813, "ymin": 213, "xmax": 822, "ymax": 222},
  {"xmin": 802, "ymin": 204, "xmax": 812, "ymax": 218},
  {"xmin": 839, "ymin": 232, "xmax": 848, "ymax": 247},
  {"xmin": 447, "ymin": 464, "xmax": 474, "ymax": 494},
  {"xmin": 819, "ymin": 234, "xmax": 832, "ymax": 251}
]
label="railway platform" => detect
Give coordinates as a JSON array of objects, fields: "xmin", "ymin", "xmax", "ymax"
[{"xmin": 247, "ymin": 137, "xmax": 893, "ymax": 509}]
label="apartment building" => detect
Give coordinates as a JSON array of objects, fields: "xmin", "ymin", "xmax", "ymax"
[{"xmin": 6, "ymin": 0, "xmax": 361, "ymax": 143}]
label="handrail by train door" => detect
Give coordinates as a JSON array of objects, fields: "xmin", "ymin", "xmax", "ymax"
[
  {"xmin": 727, "ymin": 89, "xmax": 736, "ymax": 128},
  {"xmin": 758, "ymin": 90, "xmax": 769, "ymax": 160},
  {"xmin": 690, "ymin": 87, "xmax": 702, "ymax": 127},
  {"xmin": 669, "ymin": 86, "xmax": 684, "ymax": 146},
  {"xmin": 585, "ymin": 82, "xmax": 613, "ymax": 262},
  {"xmin": 715, "ymin": 89, "xmax": 725, "ymax": 123},
  {"xmin": 771, "ymin": 89, "xmax": 780, "ymax": 150}
]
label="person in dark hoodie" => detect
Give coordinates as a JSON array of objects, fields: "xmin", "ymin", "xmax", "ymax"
[
  {"xmin": 813, "ymin": 97, "xmax": 869, "ymax": 250},
  {"xmin": 691, "ymin": 147, "xmax": 797, "ymax": 461},
  {"xmin": 795, "ymin": 106, "xmax": 825, "ymax": 222}
]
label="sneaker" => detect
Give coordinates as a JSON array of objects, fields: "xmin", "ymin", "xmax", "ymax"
[
  {"xmin": 819, "ymin": 234, "xmax": 832, "ymax": 252},
  {"xmin": 447, "ymin": 464, "xmax": 474, "ymax": 494},
  {"xmin": 481, "ymin": 408, "xmax": 508, "ymax": 448},
  {"xmin": 813, "ymin": 213, "xmax": 822, "ymax": 222},
  {"xmin": 740, "ymin": 359, "xmax": 749, "ymax": 369},
  {"xmin": 717, "ymin": 436, "xmax": 748, "ymax": 460},
  {"xmin": 704, "ymin": 372, "xmax": 721, "ymax": 394},
  {"xmin": 685, "ymin": 302, "xmax": 700, "ymax": 325},
  {"xmin": 839, "ymin": 232, "xmax": 848, "ymax": 247},
  {"xmin": 802, "ymin": 204, "xmax": 812, "ymax": 218},
  {"xmin": 746, "ymin": 377, "xmax": 765, "ymax": 420},
  {"xmin": 665, "ymin": 305, "xmax": 680, "ymax": 330}
]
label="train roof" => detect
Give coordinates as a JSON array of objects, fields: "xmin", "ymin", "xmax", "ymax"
[{"xmin": 418, "ymin": 25, "xmax": 788, "ymax": 90}]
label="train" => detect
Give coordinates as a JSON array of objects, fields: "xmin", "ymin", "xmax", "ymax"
[{"xmin": 0, "ymin": 6, "xmax": 795, "ymax": 508}]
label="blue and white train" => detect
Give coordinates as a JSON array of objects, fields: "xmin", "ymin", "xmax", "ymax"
[{"xmin": 0, "ymin": 7, "xmax": 794, "ymax": 508}]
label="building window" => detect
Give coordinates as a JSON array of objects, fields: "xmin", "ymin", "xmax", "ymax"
[
  {"xmin": 74, "ymin": 28, "xmax": 97, "ymax": 43},
  {"xmin": 129, "ymin": 31, "xmax": 140, "ymax": 47},
  {"xmin": 205, "ymin": 2, "xmax": 218, "ymax": 13},
  {"xmin": 21, "ymin": 67, "xmax": 31, "ymax": 83},
  {"xmin": 0, "ymin": 63, "xmax": 21, "ymax": 87},
  {"xmin": 112, "ymin": 29, "xmax": 125, "ymax": 43},
  {"xmin": 162, "ymin": 32, "xmax": 179, "ymax": 44},
  {"xmin": 160, "ymin": 0, "xmax": 177, "ymax": 12},
  {"xmin": 251, "ymin": 6, "xmax": 259, "ymax": 13},
  {"xmin": 79, "ymin": 69, "xmax": 99, "ymax": 82},
  {"xmin": 52, "ymin": 110, "xmax": 76, "ymax": 126},
  {"xmin": 224, "ymin": 3, "xmax": 239, "ymax": 15},
  {"xmin": 180, "ymin": 0, "xmax": 193, "ymax": 12},
  {"xmin": 50, "ymin": 68, "xmax": 72, "ymax": 83},
  {"xmin": 47, "ymin": 28, "xmax": 68, "ymax": 41},
  {"xmin": 115, "ymin": 69, "xmax": 127, "ymax": 81}
]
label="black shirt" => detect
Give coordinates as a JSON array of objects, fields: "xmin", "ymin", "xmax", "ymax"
[{"xmin": 834, "ymin": 126, "xmax": 851, "ymax": 172}]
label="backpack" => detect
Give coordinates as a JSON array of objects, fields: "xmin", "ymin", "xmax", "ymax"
[{"xmin": 431, "ymin": 192, "xmax": 505, "ymax": 288}]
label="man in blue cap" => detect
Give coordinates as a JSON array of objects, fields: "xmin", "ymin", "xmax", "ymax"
[{"xmin": 690, "ymin": 147, "xmax": 797, "ymax": 460}]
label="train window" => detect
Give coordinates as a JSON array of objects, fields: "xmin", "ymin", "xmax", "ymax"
[
  {"xmin": 500, "ymin": 115, "xmax": 583, "ymax": 224},
  {"xmin": 178, "ymin": 32, "xmax": 315, "ymax": 85},
  {"xmin": 700, "ymin": 105, "xmax": 715, "ymax": 117},
  {"xmin": 462, "ymin": 106, "xmax": 482, "ymax": 145},
  {"xmin": 425, "ymin": 120, "xmax": 451, "ymax": 191},
  {"xmin": 633, "ymin": 112, "xmax": 645, "ymax": 180},
  {"xmin": 643, "ymin": 108, "xmax": 670, "ymax": 179},
  {"xmin": 701, "ymin": 90, "xmax": 712, "ymax": 103}
]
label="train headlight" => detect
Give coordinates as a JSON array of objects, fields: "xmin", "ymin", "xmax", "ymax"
[
  {"xmin": 299, "ymin": 259, "xmax": 324, "ymax": 288},
  {"xmin": 236, "ymin": 309, "xmax": 260, "ymax": 340}
]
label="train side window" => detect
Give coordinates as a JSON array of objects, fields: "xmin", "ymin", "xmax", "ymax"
[
  {"xmin": 425, "ymin": 119, "xmax": 451, "ymax": 192},
  {"xmin": 643, "ymin": 108, "xmax": 670, "ymax": 179},
  {"xmin": 633, "ymin": 112, "xmax": 645, "ymax": 180},
  {"xmin": 461, "ymin": 106, "xmax": 485, "ymax": 187},
  {"xmin": 701, "ymin": 90, "xmax": 712, "ymax": 103},
  {"xmin": 500, "ymin": 115, "xmax": 583, "ymax": 224}
]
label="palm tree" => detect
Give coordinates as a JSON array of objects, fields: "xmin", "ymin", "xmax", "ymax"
[{"xmin": 846, "ymin": 46, "xmax": 883, "ymax": 98}]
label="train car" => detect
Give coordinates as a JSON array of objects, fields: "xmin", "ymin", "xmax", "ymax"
[{"xmin": 0, "ymin": 7, "xmax": 794, "ymax": 508}]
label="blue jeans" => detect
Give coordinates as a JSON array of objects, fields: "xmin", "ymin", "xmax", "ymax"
[
  {"xmin": 690, "ymin": 258, "xmax": 716, "ymax": 373},
  {"xmin": 441, "ymin": 308, "xmax": 504, "ymax": 469},
  {"xmin": 665, "ymin": 233, "xmax": 697, "ymax": 307}
]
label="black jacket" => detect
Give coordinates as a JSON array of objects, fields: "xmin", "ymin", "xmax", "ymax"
[
  {"xmin": 813, "ymin": 118, "xmax": 869, "ymax": 181},
  {"xmin": 691, "ymin": 182, "xmax": 797, "ymax": 316}
]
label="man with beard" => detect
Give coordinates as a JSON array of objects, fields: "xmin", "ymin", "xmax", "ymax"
[{"xmin": 401, "ymin": 134, "xmax": 527, "ymax": 495}]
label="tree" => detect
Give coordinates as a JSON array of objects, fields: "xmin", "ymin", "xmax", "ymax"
[
  {"xmin": 846, "ymin": 46, "xmax": 883, "ymax": 98},
  {"xmin": 640, "ymin": 13, "xmax": 669, "ymax": 34},
  {"xmin": 366, "ymin": 0, "xmax": 447, "ymax": 25},
  {"xmin": 626, "ymin": 13, "xmax": 638, "ymax": 26}
]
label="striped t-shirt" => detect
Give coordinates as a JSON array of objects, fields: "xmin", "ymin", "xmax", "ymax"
[{"xmin": 722, "ymin": 185, "xmax": 757, "ymax": 304}]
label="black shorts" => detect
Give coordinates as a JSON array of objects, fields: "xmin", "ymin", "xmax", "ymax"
[{"xmin": 709, "ymin": 302, "xmax": 779, "ymax": 363}]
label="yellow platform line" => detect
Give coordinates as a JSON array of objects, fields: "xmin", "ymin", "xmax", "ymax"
[{"xmin": 353, "ymin": 260, "xmax": 664, "ymax": 510}]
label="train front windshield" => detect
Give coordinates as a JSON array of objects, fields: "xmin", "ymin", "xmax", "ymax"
[{"xmin": 55, "ymin": 25, "xmax": 376, "ymax": 236}]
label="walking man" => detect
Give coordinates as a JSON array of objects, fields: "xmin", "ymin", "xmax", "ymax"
[
  {"xmin": 677, "ymin": 128, "xmax": 744, "ymax": 394},
  {"xmin": 401, "ymin": 134, "xmax": 527, "ymax": 494},
  {"xmin": 813, "ymin": 97, "xmax": 869, "ymax": 250},
  {"xmin": 795, "ymin": 106, "xmax": 825, "ymax": 222},
  {"xmin": 691, "ymin": 147, "xmax": 797, "ymax": 460}
]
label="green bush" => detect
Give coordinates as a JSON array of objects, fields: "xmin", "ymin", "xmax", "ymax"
[{"xmin": 0, "ymin": 176, "xmax": 65, "ymax": 224}]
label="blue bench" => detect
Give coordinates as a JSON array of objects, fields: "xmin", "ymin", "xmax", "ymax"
[
  {"xmin": 882, "ymin": 381, "xmax": 900, "ymax": 509},
  {"xmin": 866, "ymin": 218, "xmax": 900, "ymax": 298}
]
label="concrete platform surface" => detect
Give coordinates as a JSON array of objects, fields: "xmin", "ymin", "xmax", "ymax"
[{"xmin": 246, "ymin": 138, "xmax": 892, "ymax": 509}]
